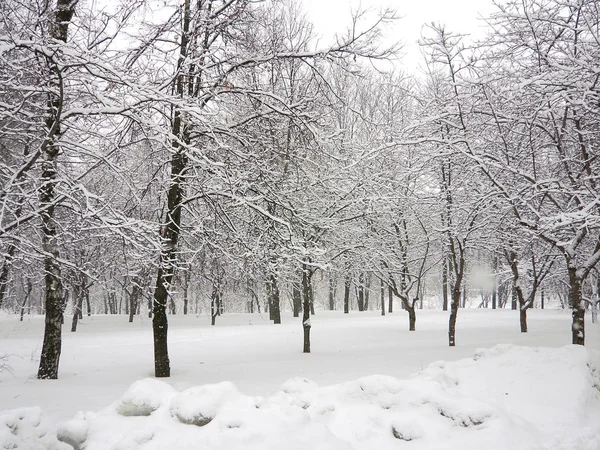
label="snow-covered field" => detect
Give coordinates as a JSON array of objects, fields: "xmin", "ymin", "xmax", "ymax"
[{"xmin": 1, "ymin": 309, "xmax": 599, "ymax": 449}]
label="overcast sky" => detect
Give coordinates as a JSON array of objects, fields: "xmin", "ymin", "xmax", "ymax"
[{"xmin": 304, "ymin": 0, "xmax": 498, "ymax": 71}]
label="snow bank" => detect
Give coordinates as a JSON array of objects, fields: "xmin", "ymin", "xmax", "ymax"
[{"xmin": 3, "ymin": 345, "xmax": 599, "ymax": 450}]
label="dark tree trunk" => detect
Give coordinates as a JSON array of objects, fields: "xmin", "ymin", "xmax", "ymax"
[
  {"xmin": 151, "ymin": 0, "xmax": 192, "ymax": 378},
  {"xmin": 20, "ymin": 280, "xmax": 33, "ymax": 322},
  {"xmin": 128, "ymin": 277, "xmax": 142, "ymax": 323},
  {"xmin": 71, "ymin": 278, "xmax": 85, "ymax": 332},
  {"xmin": 85, "ymin": 286, "xmax": 91, "ymax": 316},
  {"xmin": 380, "ymin": 279, "xmax": 385, "ymax": 316},
  {"xmin": 511, "ymin": 284, "xmax": 517, "ymax": 310},
  {"xmin": 448, "ymin": 285, "xmax": 461, "ymax": 347},
  {"xmin": 492, "ymin": 256, "xmax": 497, "ymax": 309},
  {"xmin": 568, "ymin": 267, "xmax": 585, "ymax": 345},
  {"xmin": 343, "ymin": 275, "xmax": 351, "ymax": 314},
  {"xmin": 292, "ymin": 282, "xmax": 302, "ymax": 317},
  {"xmin": 520, "ymin": 307, "xmax": 528, "ymax": 333},
  {"xmin": 388, "ymin": 283, "xmax": 393, "ymax": 313},
  {"xmin": 357, "ymin": 272, "xmax": 365, "ymax": 311},
  {"xmin": 448, "ymin": 249, "xmax": 465, "ymax": 347},
  {"xmin": 302, "ymin": 265, "xmax": 312, "ymax": 353},
  {"xmin": 407, "ymin": 304, "xmax": 416, "ymax": 331},
  {"xmin": 37, "ymin": 0, "xmax": 76, "ymax": 380},
  {"xmin": 267, "ymin": 273, "xmax": 281, "ymax": 324},
  {"xmin": 540, "ymin": 288, "xmax": 545, "ymax": 310},
  {"xmin": 182, "ymin": 271, "xmax": 189, "ymax": 315},
  {"xmin": 0, "ymin": 244, "xmax": 16, "ymax": 310},
  {"xmin": 442, "ymin": 257, "xmax": 448, "ymax": 311},
  {"xmin": 364, "ymin": 273, "xmax": 371, "ymax": 310},
  {"xmin": 328, "ymin": 276, "xmax": 336, "ymax": 310}
]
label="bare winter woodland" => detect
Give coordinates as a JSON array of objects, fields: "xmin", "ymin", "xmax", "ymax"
[{"xmin": 1, "ymin": 0, "xmax": 599, "ymax": 379}]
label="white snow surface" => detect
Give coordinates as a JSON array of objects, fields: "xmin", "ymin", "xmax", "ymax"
[{"xmin": 1, "ymin": 309, "xmax": 600, "ymax": 449}]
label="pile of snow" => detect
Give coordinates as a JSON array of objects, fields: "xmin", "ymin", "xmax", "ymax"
[{"xmin": 3, "ymin": 345, "xmax": 600, "ymax": 450}]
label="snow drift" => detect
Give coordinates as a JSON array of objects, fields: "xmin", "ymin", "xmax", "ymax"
[{"xmin": 2, "ymin": 345, "xmax": 599, "ymax": 450}]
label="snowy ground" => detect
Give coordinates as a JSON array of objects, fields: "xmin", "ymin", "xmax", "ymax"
[{"xmin": 1, "ymin": 309, "xmax": 599, "ymax": 449}]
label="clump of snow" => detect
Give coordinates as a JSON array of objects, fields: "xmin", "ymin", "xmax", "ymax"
[
  {"xmin": 2, "ymin": 344, "xmax": 600, "ymax": 450},
  {"xmin": 116, "ymin": 378, "xmax": 176, "ymax": 416},
  {"xmin": 170, "ymin": 381, "xmax": 250, "ymax": 427},
  {"xmin": 0, "ymin": 407, "xmax": 68, "ymax": 449},
  {"xmin": 56, "ymin": 415, "xmax": 88, "ymax": 450}
]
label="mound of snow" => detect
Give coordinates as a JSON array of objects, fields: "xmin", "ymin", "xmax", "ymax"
[
  {"xmin": 0, "ymin": 407, "xmax": 69, "ymax": 450},
  {"xmin": 116, "ymin": 378, "xmax": 177, "ymax": 416},
  {"xmin": 3, "ymin": 345, "xmax": 600, "ymax": 450}
]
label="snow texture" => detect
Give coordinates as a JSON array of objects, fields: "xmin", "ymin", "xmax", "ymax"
[{"xmin": 3, "ymin": 344, "xmax": 599, "ymax": 450}]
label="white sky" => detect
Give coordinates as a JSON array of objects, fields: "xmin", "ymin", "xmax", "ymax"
[{"xmin": 304, "ymin": 0, "xmax": 498, "ymax": 72}]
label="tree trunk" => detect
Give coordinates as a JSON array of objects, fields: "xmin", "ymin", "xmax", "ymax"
[
  {"xmin": 292, "ymin": 282, "xmax": 302, "ymax": 317},
  {"xmin": 343, "ymin": 274, "xmax": 351, "ymax": 314},
  {"xmin": 448, "ymin": 285, "xmax": 461, "ymax": 346},
  {"xmin": 151, "ymin": 0, "xmax": 192, "ymax": 378},
  {"xmin": 357, "ymin": 272, "xmax": 365, "ymax": 311},
  {"xmin": 328, "ymin": 276, "xmax": 336, "ymax": 310},
  {"xmin": 0, "ymin": 245, "xmax": 16, "ymax": 311},
  {"xmin": 85, "ymin": 286, "xmax": 91, "ymax": 316},
  {"xmin": 380, "ymin": 279, "xmax": 385, "ymax": 316},
  {"xmin": 37, "ymin": 0, "xmax": 77, "ymax": 380},
  {"xmin": 302, "ymin": 265, "xmax": 311, "ymax": 353},
  {"xmin": 364, "ymin": 273, "xmax": 371, "ymax": 310},
  {"xmin": 182, "ymin": 272, "xmax": 189, "ymax": 315},
  {"xmin": 491, "ymin": 256, "xmax": 497, "ymax": 309},
  {"xmin": 309, "ymin": 282, "xmax": 315, "ymax": 315},
  {"xmin": 540, "ymin": 288, "xmax": 545, "ymax": 310},
  {"xmin": 388, "ymin": 283, "xmax": 393, "ymax": 313},
  {"xmin": 407, "ymin": 304, "xmax": 416, "ymax": 331},
  {"xmin": 267, "ymin": 273, "xmax": 281, "ymax": 324},
  {"xmin": 520, "ymin": 307, "xmax": 528, "ymax": 333},
  {"xmin": 71, "ymin": 279, "xmax": 85, "ymax": 332},
  {"xmin": 19, "ymin": 280, "xmax": 32, "ymax": 322},
  {"xmin": 568, "ymin": 267, "xmax": 585, "ymax": 345}
]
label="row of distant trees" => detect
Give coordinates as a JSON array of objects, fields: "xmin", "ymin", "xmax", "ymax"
[{"xmin": 1, "ymin": 0, "xmax": 599, "ymax": 379}]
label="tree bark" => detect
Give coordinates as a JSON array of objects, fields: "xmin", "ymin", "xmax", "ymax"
[
  {"xmin": 328, "ymin": 276, "xmax": 336, "ymax": 310},
  {"xmin": 151, "ymin": 0, "xmax": 192, "ymax": 377},
  {"xmin": 388, "ymin": 283, "xmax": 393, "ymax": 313},
  {"xmin": 568, "ymin": 266, "xmax": 585, "ymax": 345},
  {"xmin": 357, "ymin": 272, "xmax": 365, "ymax": 311},
  {"xmin": 343, "ymin": 274, "xmax": 350, "ymax": 314},
  {"xmin": 380, "ymin": 278, "xmax": 385, "ymax": 316},
  {"xmin": 267, "ymin": 273, "xmax": 281, "ymax": 324},
  {"xmin": 442, "ymin": 257, "xmax": 448, "ymax": 311},
  {"xmin": 302, "ymin": 265, "xmax": 311, "ymax": 353},
  {"xmin": 407, "ymin": 304, "xmax": 416, "ymax": 331},
  {"xmin": 292, "ymin": 282, "xmax": 301, "ymax": 317},
  {"xmin": 19, "ymin": 279, "xmax": 32, "ymax": 322},
  {"xmin": 37, "ymin": 0, "xmax": 76, "ymax": 380}
]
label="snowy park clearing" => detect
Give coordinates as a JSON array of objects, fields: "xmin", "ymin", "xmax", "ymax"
[{"xmin": 1, "ymin": 309, "xmax": 600, "ymax": 449}]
